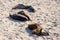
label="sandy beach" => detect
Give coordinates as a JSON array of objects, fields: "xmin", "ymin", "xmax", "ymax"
[{"xmin": 0, "ymin": 0, "xmax": 60, "ymax": 40}]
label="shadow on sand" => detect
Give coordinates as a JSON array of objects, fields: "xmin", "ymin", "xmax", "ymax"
[{"xmin": 26, "ymin": 27, "xmax": 49, "ymax": 36}]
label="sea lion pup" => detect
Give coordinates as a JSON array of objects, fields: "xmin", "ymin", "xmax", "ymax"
[
  {"xmin": 9, "ymin": 11, "xmax": 31, "ymax": 21},
  {"xmin": 28, "ymin": 23, "xmax": 42, "ymax": 34},
  {"xmin": 28, "ymin": 23, "xmax": 49, "ymax": 36},
  {"xmin": 12, "ymin": 4, "xmax": 35, "ymax": 12},
  {"xmin": 12, "ymin": 4, "xmax": 27, "ymax": 9},
  {"xmin": 18, "ymin": 11, "xmax": 31, "ymax": 21}
]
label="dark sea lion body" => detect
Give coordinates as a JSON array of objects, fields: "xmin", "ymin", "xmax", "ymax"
[
  {"xmin": 28, "ymin": 23, "xmax": 42, "ymax": 34},
  {"xmin": 12, "ymin": 4, "xmax": 27, "ymax": 9},
  {"xmin": 28, "ymin": 23, "xmax": 49, "ymax": 36},
  {"xmin": 12, "ymin": 4, "xmax": 35, "ymax": 12},
  {"xmin": 9, "ymin": 11, "xmax": 31, "ymax": 21},
  {"xmin": 10, "ymin": 14, "xmax": 28, "ymax": 21},
  {"xmin": 18, "ymin": 11, "xmax": 31, "ymax": 20},
  {"xmin": 27, "ymin": 6, "xmax": 35, "ymax": 12}
]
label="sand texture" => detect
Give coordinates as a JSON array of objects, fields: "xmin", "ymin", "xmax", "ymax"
[{"xmin": 0, "ymin": 0, "xmax": 60, "ymax": 40}]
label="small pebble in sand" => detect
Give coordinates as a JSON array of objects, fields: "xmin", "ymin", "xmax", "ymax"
[{"xmin": 0, "ymin": 20, "xmax": 3, "ymax": 24}]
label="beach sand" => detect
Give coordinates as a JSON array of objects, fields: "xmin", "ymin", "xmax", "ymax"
[{"xmin": 0, "ymin": 0, "xmax": 60, "ymax": 40}]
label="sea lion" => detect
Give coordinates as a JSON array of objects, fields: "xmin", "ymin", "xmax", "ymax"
[
  {"xmin": 28, "ymin": 23, "xmax": 49, "ymax": 36},
  {"xmin": 28, "ymin": 23, "xmax": 42, "ymax": 34},
  {"xmin": 9, "ymin": 11, "xmax": 31, "ymax": 21},
  {"xmin": 12, "ymin": 4, "xmax": 35, "ymax": 12}
]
